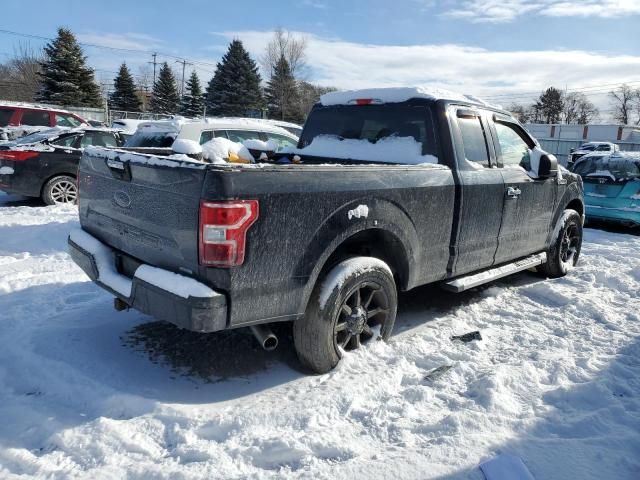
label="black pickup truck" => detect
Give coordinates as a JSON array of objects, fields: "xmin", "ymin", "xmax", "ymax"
[{"xmin": 68, "ymin": 88, "xmax": 584, "ymax": 373}]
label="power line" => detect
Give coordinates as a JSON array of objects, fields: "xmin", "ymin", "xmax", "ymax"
[{"xmin": 482, "ymin": 81, "xmax": 640, "ymax": 101}]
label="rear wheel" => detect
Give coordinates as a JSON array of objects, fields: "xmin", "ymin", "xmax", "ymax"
[
  {"xmin": 293, "ymin": 257, "xmax": 397, "ymax": 374},
  {"xmin": 42, "ymin": 175, "xmax": 77, "ymax": 205},
  {"xmin": 538, "ymin": 209, "xmax": 582, "ymax": 278}
]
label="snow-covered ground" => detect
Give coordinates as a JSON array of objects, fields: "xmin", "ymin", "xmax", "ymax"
[{"xmin": 0, "ymin": 191, "xmax": 639, "ymax": 479}]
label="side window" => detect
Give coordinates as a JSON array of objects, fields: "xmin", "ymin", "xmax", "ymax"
[
  {"xmin": 199, "ymin": 130, "xmax": 214, "ymax": 144},
  {"xmin": 494, "ymin": 122, "xmax": 531, "ymax": 170},
  {"xmin": 457, "ymin": 116, "xmax": 490, "ymax": 167},
  {"xmin": 226, "ymin": 130, "xmax": 264, "ymax": 143},
  {"xmin": 0, "ymin": 108, "xmax": 15, "ymax": 127},
  {"xmin": 80, "ymin": 132, "xmax": 117, "ymax": 148},
  {"xmin": 265, "ymin": 133, "xmax": 297, "ymax": 151},
  {"xmin": 596, "ymin": 144, "xmax": 610, "ymax": 152},
  {"xmin": 55, "ymin": 114, "xmax": 82, "ymax": 128},
  {"xmin": 21, "ymin": 110, "xmax": 50, "ymax": 126},
  {"xmin": 52, "ymin": 135, "xmax": 80, "ymax": 148}
]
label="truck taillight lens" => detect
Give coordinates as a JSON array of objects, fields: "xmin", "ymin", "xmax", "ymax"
[
  {"xmin": 0, "ymin": 151, "xmax": 38, "ymax": 161},
  {"xmin": 199, "ymin": 200, "xmax": 259, "ymax": 267}
]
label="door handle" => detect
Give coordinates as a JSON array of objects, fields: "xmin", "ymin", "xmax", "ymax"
[{"xmin": 506, "ymin": 186, "xmax": 521, "ymax": 198}]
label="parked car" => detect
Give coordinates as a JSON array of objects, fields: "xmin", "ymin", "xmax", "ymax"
[
  {"xmin": 110, "ymin": 119, "xmax": 147, "ymax": 142},
  {"xmin": 246, "ymin": 118, "xmax": 303, "ymax": 137},
  {"xmin": 0, "ymin": 102, "xmax": 89, "ymax": 142},
  {"xmin": 569, "ymin": 151, "xmax": 640, "ymax": 227},
  {"xmin": 68, "ymin": 87, "xmax": 584, "ymax": 374},
  {"xmin": 0, "ymin": 128, "xmax": 125, "ymax": 205},
  {"xmin": 568, "ymin": 141, "xmax": 619, "ymax": 166},
  {"xmin": 123, "ymin": 117, "xmax": 299, "ymax": 152}
]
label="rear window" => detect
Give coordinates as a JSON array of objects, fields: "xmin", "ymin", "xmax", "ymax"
[
  {"xmin": 21, "ymin": 110, "xmax": 50, "ymax": 126},
  {"xmin": 124, "ymin": 130, "xmax": 177, "ymax": 148},
  {"xmin": 0, "ymin": 108, "xmax": 15, "ymax": 127},
  {"xmin": 300, "ymin": 104, "xmax": 436, "ymax": 156},
  {"xmin": 571, "ymin": 156, "xmax": 640, "ymax": 181}
]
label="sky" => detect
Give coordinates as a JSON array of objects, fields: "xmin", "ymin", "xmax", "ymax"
[{"xmin": 1, "ymin": 0, "xmax": 639, "ymax": 120}]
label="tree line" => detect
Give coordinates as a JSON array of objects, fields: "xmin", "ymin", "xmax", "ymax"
[
  {"xmin": 508, "ymin": 84, "xmax": 640, "ymax": 126},
  {"xmin": 0, "ymin": 27, "xmax": 333, "ymax": 124}
]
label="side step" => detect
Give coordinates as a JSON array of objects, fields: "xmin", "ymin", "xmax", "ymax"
[{"xmin": 442, "ymin": 252, "xmax": 547, "ymax": 293}]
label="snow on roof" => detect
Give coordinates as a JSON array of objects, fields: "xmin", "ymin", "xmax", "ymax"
[
  {"xmin": 0, "ymin": 100, "xmax": 74, "ymax": 114},
  {"xmin": 320, "ymin": 87, "xmax": 497, "ymax": 108}
]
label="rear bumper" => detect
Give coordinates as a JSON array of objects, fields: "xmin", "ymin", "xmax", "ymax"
[{"xmin": 68, "ymin": 229, "xmax": 228, "ymax": 332}]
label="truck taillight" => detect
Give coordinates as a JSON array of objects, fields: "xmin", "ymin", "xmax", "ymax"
[
  {"xmin": 0, "ymin": 151, "xmax": 38, "ymax": 161},
  {"xmin": 199, "ymin": 200, "xmax": 259, "ymax": 267}
]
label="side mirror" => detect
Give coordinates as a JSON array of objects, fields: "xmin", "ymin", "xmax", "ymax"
[
  {"xmin": 569, "ymin": 148, "xmax": 575, "ymax": 153},
  {"xmin": 538, "ymin": 154, "xmax": 558, "ymax": 178}
]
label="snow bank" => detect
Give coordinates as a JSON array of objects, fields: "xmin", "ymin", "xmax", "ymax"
[
  {"xmin": 69, "ymin": 228, "xmax": 132, "ymax": 297},
  {"xmin": 201, "ymin": 138, "xmax": 253, "ymax": 164},
  {"xmin": 291, "ymin": 135, "xmax": 439, "ymax": 165},
  {"xmin": 243, "ymin": 138, "xmax": 278, "ymax": 151},
  {"xmin": 0, "ymin": 166, "xmax": 14, "ymax": 175},
  {"xmin": 171, "ymin": 138, "xmax": 202, "ymax": 155},
  {"xmin": 320, "ymin": 86, "xmax": 495, "ymax": 107},
  {"xmin": 134, "ymin": 265, "xmax": 221, "ymax": 299},
  {"xmin": 319, "ymin": 257, "xmax": 392, "ymax": 309}
]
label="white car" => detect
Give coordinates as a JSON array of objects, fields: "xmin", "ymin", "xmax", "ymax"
[
  {"xmin": 568, "ymin": 141, "xmax": 619, "ymax": 166},
  {"xmin": 124, "ymin": 117, "xmax": 299, "ymax": 152}
]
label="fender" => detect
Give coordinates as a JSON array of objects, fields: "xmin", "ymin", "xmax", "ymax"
[
  {"xmin": 545, "ymin": 176, "xmax": 584, "ymax": 247},
  {"xmin": 294, "ymin": 197, "xmax": 421, "ymax": 314}
]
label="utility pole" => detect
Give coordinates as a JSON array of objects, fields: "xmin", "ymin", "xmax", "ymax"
[
  {"xmin": 175, "ymin": 59, "xmax": 193, "ymax": 97},
  {"xmin": 148, "ymin": 53, "xmax": 158, "ymax": 86}
]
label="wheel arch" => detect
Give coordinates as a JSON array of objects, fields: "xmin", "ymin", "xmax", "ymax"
[{"xmin": 40, "ymin": 171, "xmax": 77, "ymax": 197}]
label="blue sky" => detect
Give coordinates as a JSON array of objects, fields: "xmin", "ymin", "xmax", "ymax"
[{"xmin": 1, "ymin": 0, "xmax": 639, "ymax": 117}]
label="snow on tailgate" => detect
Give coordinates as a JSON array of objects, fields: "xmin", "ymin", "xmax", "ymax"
[{"xmin": 1, "ymin": 191, "xmax": 639, "ymax": 479}]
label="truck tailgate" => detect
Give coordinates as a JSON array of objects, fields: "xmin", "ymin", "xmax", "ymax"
[{"xmin": 77, "ymin": 148, "xmax": 207, "ymax": 274}]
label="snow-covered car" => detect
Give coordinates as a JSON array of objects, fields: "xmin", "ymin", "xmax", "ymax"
[
  {"xmin": 570, "ymin": 151, "xmax": 640, "ymax": 227},
  {"xmin": 69, "ymin": 86, "xmax": 584, "ymax": 374},
  {"xmin": 0, "ymin": 127, "xmax": 125, "ymax": 204},
  {"xmin": 568, "ymin": 141, "xmax": 619, "ymax": 166},
  {"xmin": 123, "ymin": 117, "xmax": 299, "ymax": 153}
]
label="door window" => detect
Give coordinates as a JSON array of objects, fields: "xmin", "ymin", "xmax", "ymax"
[
  {"xmin": 80, "ymin": 132, "xmax": 118, "ymax": 148},
  {"xmin": 55, "ymin": 114, "xmax": 83, "ymax": 128},
  {"xmin": 494, "ymin": 122, "xmax": 531, "ymax": 170},
  {"xmin": 199, "ymin": 130, "xmax": 215, "ymax": 144},
  {"xmin": 225, "ymin": 130, "xmax": 264, "ymax": 143},
  {"xmin": 457, "ymin": 116, "xmax": 490, "ymax": 167},
  {"xmin": 52, "ymin": 135, "xmax": 80, "ymax": 148},
  {"xmin": 0, "ymin": 108, "xmax": 15, "ymax": 126},
  {"xmin": 21, "ymin": 110, "xmax": 50, "ymax": 126},
  {"xmin": 264, "ymin": 133, "xmax": 297, "ymax": 150}
]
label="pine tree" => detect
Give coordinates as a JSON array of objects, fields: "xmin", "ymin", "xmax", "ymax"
[
  {"xmin": 264, "ymin": 56, "xmax": 301, "ymax": 123},
  {"xmin": 205, "ymin": 40, "xmax": 263, "ymax": 116},
  {"xmin": 36, "ymin": 27, "xmax": 102, "ymax": 107},
  {"xmin": 109, "ymin": 63, "xmax": 141, "ymax": 112},
  {"xmin": 180, "ymin": 71, "xmax": 204, "ymax": 118},
  {"xmin": 150, "ymin": 62, "xmax": 180, "ymax": 114},
  {"xmin": 537, "ymin": 87, "xmax": 564, "ymax": 124}
]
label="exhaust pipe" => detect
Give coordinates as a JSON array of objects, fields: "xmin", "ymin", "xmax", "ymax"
[{"xmin": 250, "ymin": 325, "xmax": 278, "ymax": 351}]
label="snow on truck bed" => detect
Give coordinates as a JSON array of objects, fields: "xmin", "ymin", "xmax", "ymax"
[{"xmin": 1, "ymin": 191, "xmax": 639, "ymax": 479}]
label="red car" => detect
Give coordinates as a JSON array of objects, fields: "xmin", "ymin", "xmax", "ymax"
[{"xmin": 0, "ymin": 103, "xmax": 89, "ymax": 141}]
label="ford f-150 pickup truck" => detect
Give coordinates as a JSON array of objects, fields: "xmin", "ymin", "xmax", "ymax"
[{"xmin": 68, "ymin": 87, "xmax": 584, "ymax": 373}]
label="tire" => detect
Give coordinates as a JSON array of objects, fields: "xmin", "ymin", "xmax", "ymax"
[
  {"xmin": 42, "ymin": 175, "xmax": 77, "ymax": 205},
  {"xmin": 537, "ymin": 209, "xmax": 582, "ymax": 278},
  {"xmin": 293, "ymin": 257, "xmax": 398, "ymax": 374}
]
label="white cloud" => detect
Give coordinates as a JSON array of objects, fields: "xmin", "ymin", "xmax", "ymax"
[
  {"xmin": 77, "ymin": 32, "xmax": 164, "ymax": 51},
  {"xmin": 443, "ymin": 0, "xmax": 640, "ymax": 23},
  {"xmin": 217, "ymin": 30, "xmax": 640, "ymax": 118}
]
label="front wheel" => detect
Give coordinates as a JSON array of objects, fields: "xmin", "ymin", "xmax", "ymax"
[
  {"xmin": 538, "ymin": 209, "xmax": 583, "ymax": 278},
  {"xmin": 42, "ymin": 175, "xmax": 77, "ymax": 205},
  {"xmin": 293, "ymin": 257, "xmax": 398, "ymax": 374}
]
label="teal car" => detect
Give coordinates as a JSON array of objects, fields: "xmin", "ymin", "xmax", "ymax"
[{"xmin": 570, "ymin": 152, "xmax": 640, "ymax": 227}]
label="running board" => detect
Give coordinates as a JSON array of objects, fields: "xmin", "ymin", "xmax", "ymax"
[{"xmin": 442, "ymin": 252, "xmax": 547, "ymax": 293}]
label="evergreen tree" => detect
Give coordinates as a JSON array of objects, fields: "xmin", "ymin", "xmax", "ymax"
[
  {"xmin": 109, "ymin": 63, "xmax": 141, "ymax": 112},
  {"xmin": 150, "ymin": 62, "xmax": 180, "ymax": 114},
  {"xmin": 264, "ymin": 56, "xmax": 301, "ymax": 123},
  {"xmin": 180, "ymin": 71, "xmax": 204, "ymax": 118},
  {"xmin": 536, "ymin": 87, "xmax": 564, "ymax": 124},
  {"xmin": 36, "ymin": 27, "xmax": 102, "ymax": 107},
  {"xmin": 205, "ymin": 40, "xmax": 263, "ymax": 116}
]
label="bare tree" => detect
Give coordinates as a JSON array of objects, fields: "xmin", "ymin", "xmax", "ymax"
[
  {"xmin": 563, "ymin": 92, "xmax": 598, "ymax": 124},
  {"xmin": 260, "ymin": 28, "xmax": 308, "ymax": 79},
  {"xmin": 507, "ymin": 103, "xmax": 530, "ymax": 123},
  {"xmin": 0, "ymin": 43, "xmax": 43, "ymax": 102},
  {"xmin": 297, "ymin": 81, "xmax": 336, "ymax": 119},
  {"xmin": 609, "ymin": 84, "xmax": 635, "ymax": 125}
]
